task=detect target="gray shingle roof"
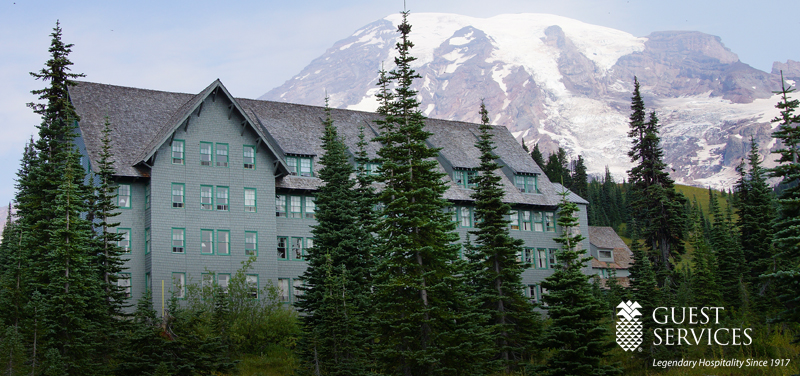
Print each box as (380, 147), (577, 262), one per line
(69, 80), (584, 207)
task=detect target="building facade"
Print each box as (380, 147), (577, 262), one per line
(70, 79), (590, 314)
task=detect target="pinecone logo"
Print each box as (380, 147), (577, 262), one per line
(616, 300), (643, 351)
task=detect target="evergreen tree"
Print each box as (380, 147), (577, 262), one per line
(531, 143), (546, 169)
(626, 78), (687, 281)
(570, 155), (588, 199)
(687, 201), (722, 307)
(707, 189), (745, 309)
(371, 11), (490, 375)
(296, 99), (373, 375)
(534, 190), (620, 376)
(468, 101), (539, 372)
(626, 227), (658, 357)
(734, 137), (778, 313)
(766, 75), (800, 340)
(544, 148), (571, 187)
(114, 291), (171, 376)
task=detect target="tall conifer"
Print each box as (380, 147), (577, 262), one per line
(535, 191), (619, 376)
(371, 11), (489, 375)
(767, 75), (800, 340)
(468, 101), (539, 372)
(296, 99), (372, 375)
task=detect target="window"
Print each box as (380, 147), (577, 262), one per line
(290, 196), (302, 218)
(446, 207), (457, 222)
(118, 273), (131, 298)
(521, 210), (532, 231)
(358, 162), (381, 175)
(293, 279), (303, 302)
(201, 230), (214, 254)
(536, 248), (548, 269)
(523, 248), (534, 265)
(278, 278), (290, 302)
(200, 186), (213, 210)
(118, 228), (131, 253)
(459, 206), (472, 228)
(599, 249), (612, 260)
(144, 228), (151, 254)
(200, 142), (213, 166)
(216, 186), (229, 211)
(118, 184), (131, 208)
(527, 285), (538, 304)
(545, 212), (556, 232)
(246, 275), (258, 299)
(454, 170), (477, 188)
(549, 248), (558, 267)
(202, 273), (214, 291)
(217, 230), (230, 255)
(509, 210), (520, 230)
(533, 211), (544, 232)
(291, 237), (303, 260)
(172, 273), (185, 299)
(286, 156), (314, 176)
(305, 238), (314, 251)
(145, 272), (151, 292)
(304, 197), (315, 219)
(243, 145), (255, 169)
(276, 195), (287, 217)
(145, 184), (150, 210)
(172, 183), (184, 208)
(277, 237), (287, 259)
(245, 231), (257, 256)
(172, 140), (184, 164)
(515, 175), (539, 193)
(216, 143), (229, 167)
(172, 228), (185, 253)
(218, 274), (230, 293)
(244, 188), (256, 212)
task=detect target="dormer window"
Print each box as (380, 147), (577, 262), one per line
(286, 155), (313, 177)
(515, 174), (539, 193)
(454, 169), (477, 189)
(598, 248), (613, 262)
(357, 162), (382, 176)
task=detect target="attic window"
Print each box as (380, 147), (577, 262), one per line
(515, 174), (539, 193)
(454, 169), (477, 188)
(599, 249), (613, 260)
(286, 156), (313, 177)
(172, 140), (184, 164)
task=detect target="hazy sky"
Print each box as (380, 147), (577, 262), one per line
(1, 0), (798, 206)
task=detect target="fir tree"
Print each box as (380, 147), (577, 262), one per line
(296, 98), (373, 375)
(734, 137), (777, 313)
(468, 101), (539, 372)
(626, 227), (658, 357)
(626, 78), (687, 281)
(534, 190), (620, 376)
(544, 148), (571, 187)
(531, 143), (546, 169)
(707, 189), (745, 309)
(766, 74), (800, 341)
(688, 201), (722, 307)
(371, 11), (490, 375)
(570, 155), (588, 199)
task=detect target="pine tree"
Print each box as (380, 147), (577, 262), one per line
(626, 227), (658, 357)
(544, 148), (571, 187)
(296, 98), (373, 375)
(570, 155), (588, 199)
(626, 78), (687, 281)
(534, 190), (620, 376)
(531, 143), (546, 169)
(371, 11), (490, 375)
(734, 137), (777, 314)
(707, 189), (745, 309)
(468, 101), (539, 372)
(766, 74), (800, 341)
(687, 201), (722, 307)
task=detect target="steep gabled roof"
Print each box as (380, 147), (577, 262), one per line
(589, 226), (633, 270)
(70, 80), (289, 178)
(69, 81), (195, 177)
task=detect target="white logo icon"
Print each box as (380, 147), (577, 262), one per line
(616, 300), (643, 351)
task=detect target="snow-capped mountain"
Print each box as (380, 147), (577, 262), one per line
(261, 13), (791, 189)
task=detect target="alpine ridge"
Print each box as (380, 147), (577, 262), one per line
(261, 13), (793, 190)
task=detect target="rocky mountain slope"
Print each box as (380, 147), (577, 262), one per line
(261, 13), (793, 189)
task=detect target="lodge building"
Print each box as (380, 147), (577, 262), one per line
(69, 79), (590, 314)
